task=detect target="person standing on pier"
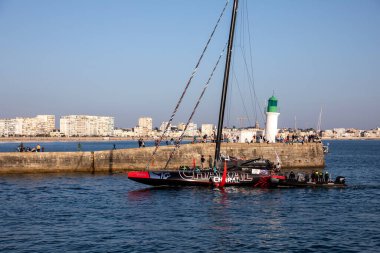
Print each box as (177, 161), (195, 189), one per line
(138, 138), (142, 148)
(200, 155), (205, 169)
(208, 155), (213, 169)
(18, 143), (24, 152)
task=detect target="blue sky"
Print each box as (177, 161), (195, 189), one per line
(0, 0), (379, 130)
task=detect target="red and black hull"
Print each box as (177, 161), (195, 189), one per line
(128, 169), (282, 188)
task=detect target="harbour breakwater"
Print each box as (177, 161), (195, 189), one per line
(0, 142), (324, 174)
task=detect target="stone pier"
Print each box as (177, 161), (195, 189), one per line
(0, 142), (324, 174)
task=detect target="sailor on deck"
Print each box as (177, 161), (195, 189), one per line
(208, 155), (213, 169)
(324, 172), (329, 182)
(275, 163), (281, 172)
(200, 155), (205, 169)
(289, 171), (296, 181)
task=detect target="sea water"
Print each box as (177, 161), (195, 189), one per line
(0, 140), (379, 252)
(0, 140), (154, 152)
(0, 140), (191, 152)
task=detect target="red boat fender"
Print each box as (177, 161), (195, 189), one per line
(219, 160), (227, 188)
(271, 175), (286, 180)
(128, 171), (150, 179)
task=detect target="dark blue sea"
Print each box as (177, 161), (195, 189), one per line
(0, 140), (379, 252)
(0, 140), (159, 152)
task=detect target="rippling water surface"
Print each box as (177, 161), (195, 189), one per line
(1, 140), (379, 252)
(0, 140), (158, 152)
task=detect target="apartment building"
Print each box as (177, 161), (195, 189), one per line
(159, 121), (171, 132)
(182, 122), (198, 136)
(0, 115), (55, 136)
(201, 124), (214, 137)
(135, 117), (153, 135)
(0, 118), (16, 137)
(60, 115), (114, 137)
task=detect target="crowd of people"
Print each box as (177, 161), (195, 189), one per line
(199, 155), (214, 169)
(191, 133), (323, 144)
(134, 133), (322, 147)
(276, 134), (321, 144)
(17, 143), (44, 152)
(287, 170), (330, 183)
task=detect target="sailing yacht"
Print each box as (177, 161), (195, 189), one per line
(128, 0), (284, 188)
(128, 0), (345, 188)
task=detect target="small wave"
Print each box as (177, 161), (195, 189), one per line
(347, 184), (380, 190)
(65, 187), (87, 191)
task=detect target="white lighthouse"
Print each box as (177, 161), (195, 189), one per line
(265, 96), (280, 143)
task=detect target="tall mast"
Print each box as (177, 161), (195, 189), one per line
(214, 0), (239, 163)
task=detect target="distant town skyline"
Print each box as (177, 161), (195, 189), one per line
(1, 114), (379, 132)
(1, 0), (379, 130)
(1, 114), (379, 140)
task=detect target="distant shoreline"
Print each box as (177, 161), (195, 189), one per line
(0, 137), (136, 143)
(0, 136), (193, 143)
(0, 136), (379, 143)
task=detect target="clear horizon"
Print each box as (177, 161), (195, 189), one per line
(1, 0), (379, 130)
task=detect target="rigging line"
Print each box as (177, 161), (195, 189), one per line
(240, 44), (257, 121)
(145, 0), (230, 170)
(238, 45), (266, 123)
(236, 0), (261, 123)
(234, 1), (259, 125)
(232, 69), (252, 127)
(225, 43), (236, 128)
(226, 47), (235, 128)
(225, 80), (231, 127)
(240, 0), (246, 51)
(237, 45), (257, 123)
(244, 0), (265, 123)
(240, 0), (256, 121)
(163, 44), (228, 169)
(238, 0), (245, 50)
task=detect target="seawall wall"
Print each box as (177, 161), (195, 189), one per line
(0, 142), (325, 174)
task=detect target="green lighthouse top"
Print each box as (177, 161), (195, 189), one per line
(267, 96), (278, 112)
